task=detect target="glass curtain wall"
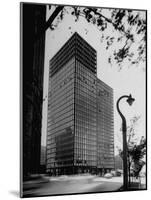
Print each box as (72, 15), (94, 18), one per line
(46, 57), (75, 175)
(96, 79), (114, 174)
(74, 60), (97, 174)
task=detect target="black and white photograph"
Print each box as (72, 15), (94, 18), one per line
(20, 2), (147, 198)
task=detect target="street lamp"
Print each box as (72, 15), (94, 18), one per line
(116, 94), (135, 190)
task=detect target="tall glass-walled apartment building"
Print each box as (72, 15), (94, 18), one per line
(46, 32), (114, 175)
(97, 79), (114, 174)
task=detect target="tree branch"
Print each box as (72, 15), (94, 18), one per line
(44, 6), (64, 31)
(35, 6), (64, 41)
(86, 8), (132, 39)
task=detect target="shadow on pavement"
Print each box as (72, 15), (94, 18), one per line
(9, 190), (20, 197)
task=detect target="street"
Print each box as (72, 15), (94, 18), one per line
(23, 175), (123, 197)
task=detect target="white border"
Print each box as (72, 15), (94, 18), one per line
(0, 0), (150, 199)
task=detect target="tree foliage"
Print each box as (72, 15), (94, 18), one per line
(48, 5), (146, 70)
(128, 136), (146, 178)
(118, 116), (146, 178)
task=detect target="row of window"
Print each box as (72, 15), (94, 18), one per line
(76, 84), (97, 96)
(47, 124), (74, 137)
(75, 103), (97, 113)
(50, 45), (75, 68)
(47, 151), (114, 161)
(47, 161), (97, 167)
(48, 103), (74, 120)
(75, 34), (96, 56)
(48, 105), (74, 122)
(97, 100), (113, 109)
(97, 112), (114, 120)
(75, 101), (97, 111)
(50, 61), (74, 83)
(97, 125), (114, 132)
(46, 160), (114, 168)
(49, 84), (74, 103)
(97, 102), (114, 109)
(97, 118), (114, 125)
(47, 125), (113, 140)
(76, 54), (96, 74)
(49, 95), (74, 111)
(75, 71), (96, 84)
(97, 134), (114, 140)
(48, 103), (74, 121)
(75, 73), (96, 87)
(76, 60), (96, 75)
(97, 80), (113, 92)
(50, 71), (75, 91)
(48, 111), (73, 124)
(47, 136), (97, 149)
(97, 136), (114, 141)
(48, 85), (112, 111)
(76, 87), (96, 98)
(50, 63), (74, 87)
(51, 68), (97, 94)
(76, 43), (96, 65)
(48, 98), (74, 116)
(75, 124), (97, 131)
(50, 38), (76, 65)
(47, 119), (73, 135)
(50, 51), (75, 77)
(75, 129), (97, 135)
(76, 39), (96, 60)
(75, 137), (96, 143)
(49, 83), (74, 98)
(76, 65), (96, 77)
(75, 146), (97, 152)
(48, 111), (74, 127)
(47, 155), (97, 163)
(75, 115), (97, 123)
(100, 115), (114, 122)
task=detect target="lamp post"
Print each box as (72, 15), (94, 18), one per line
(116, 94), (135, 190)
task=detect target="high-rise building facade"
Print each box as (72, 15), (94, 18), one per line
(96, 79), (114, 174)
(46, 32), (114, 175)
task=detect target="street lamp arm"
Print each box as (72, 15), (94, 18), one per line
(116, 95), (129, 132)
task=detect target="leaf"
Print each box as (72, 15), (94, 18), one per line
(60, 10), (64, 20)
(108, 57), (111, 64)
(97, 18), (103, 26)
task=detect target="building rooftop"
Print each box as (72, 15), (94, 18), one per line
(49, 32), (97, 77)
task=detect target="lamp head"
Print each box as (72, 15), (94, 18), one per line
(127, 94), (135, 106)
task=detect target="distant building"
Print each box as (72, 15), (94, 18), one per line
(114, 155), (123, 170)
(40, 146), (46, 173)
(46, 32), (114, 175)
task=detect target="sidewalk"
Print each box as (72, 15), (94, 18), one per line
(118, 181), (146, 191)
(23, 174), (50, 190)
(129, 181), (146, 190)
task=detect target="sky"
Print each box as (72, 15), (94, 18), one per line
(41, 5), (146, 155)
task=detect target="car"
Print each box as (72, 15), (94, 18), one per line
(116, 170), (122, 176)
(110, 170), (116, 177)
(104, 173), (113, 179)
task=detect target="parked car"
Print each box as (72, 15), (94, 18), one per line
(116, 169), (123, 176)
(110, 170), (116, 177)
(116, 171), (121, 176)
(104, 173), (113, 179)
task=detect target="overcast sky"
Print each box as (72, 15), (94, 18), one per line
(41, 5), (146, 154)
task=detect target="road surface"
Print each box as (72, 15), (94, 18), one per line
(23, 175), (123, 197)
